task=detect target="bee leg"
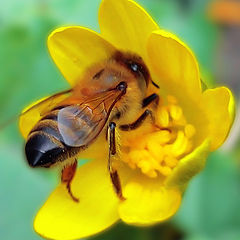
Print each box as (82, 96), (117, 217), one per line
(142, 93), (159, 108)
(119, 109), (153, 131)
(142, 94), (171, 131)
(61, 160), (79, 202)
(119, 93), (159, 131)
(108, 122), (126, 201)
(151, 80), (160, 89)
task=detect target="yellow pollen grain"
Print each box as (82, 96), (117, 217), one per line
(157, 165), (172, 176)
(164, 156), (178, 168)
(146, 169), (158, 178)
(185, 124), (196, 138)
(147, 141), (164, 163)
(173, 115), (187, 126)
(172, 131), (189, 157)
(169, 105), (183, 121)
(148, 130), (171, 145)
(156, 107), (169, 127)
(138, 160), (151, 173)
(128, 150), (141, 164)
(149, 155), (162, 170)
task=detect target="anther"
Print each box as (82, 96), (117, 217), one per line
(120, 95), (196, 179)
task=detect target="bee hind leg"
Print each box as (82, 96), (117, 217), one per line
(108, 122), (126, 201)
(61, 160), (79, 202)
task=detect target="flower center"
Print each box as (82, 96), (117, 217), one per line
(121, 95), (196, 178)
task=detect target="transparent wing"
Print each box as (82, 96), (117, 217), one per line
(19, 89), (72, 139)
(57, 89), (124, 147)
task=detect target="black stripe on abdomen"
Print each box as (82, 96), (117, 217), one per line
(30, 119), (64, 143)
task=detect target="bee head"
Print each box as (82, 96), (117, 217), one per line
(113, 51), (150, 87)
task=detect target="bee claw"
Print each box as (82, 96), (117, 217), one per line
(66, 183), (79, 203)
(119, 195), (126, 201)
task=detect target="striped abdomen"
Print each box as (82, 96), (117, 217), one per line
(25, 109), (80, 168)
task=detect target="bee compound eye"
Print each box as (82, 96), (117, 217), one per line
(130, 63), (139, 72)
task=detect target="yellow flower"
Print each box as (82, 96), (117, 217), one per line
(19, 0), (235, 239)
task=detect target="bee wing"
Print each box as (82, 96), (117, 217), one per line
(57, 90), (123, 147)
(19, 89), (72, 138)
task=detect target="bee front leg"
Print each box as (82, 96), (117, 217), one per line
(108, 122), (125, 201)
(119, 109), (153, 131)
(61, 160), (79, 202)
(142, 93), (159, 108)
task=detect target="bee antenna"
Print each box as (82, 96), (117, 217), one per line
(151, 80), (160, 89)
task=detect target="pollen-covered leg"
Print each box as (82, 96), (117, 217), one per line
(61, 160), (79, 202)
(108, 122), (125, 201)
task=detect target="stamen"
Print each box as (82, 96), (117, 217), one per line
(122, 95), (196, 179)
(164, 156), (178, 168)
(156, 107), (169, 127)
(169, 105), (182, 121)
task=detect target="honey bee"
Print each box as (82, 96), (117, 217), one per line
(21, 51), (160, 202)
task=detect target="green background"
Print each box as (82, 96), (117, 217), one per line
(0, 0), (240, 239)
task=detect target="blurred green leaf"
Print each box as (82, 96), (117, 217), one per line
(174, 151), (240, 239)
(90, 222), (183, 240)
(0, 141), (56, 240)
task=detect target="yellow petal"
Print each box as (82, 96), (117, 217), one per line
(34, 159), (119, 240)
(147, 30), (202, 101)
(48, 26), (116, 86)
(99, 0), (159, 60)
(19, 97), (48, 139)
(118, 175), (181, 225)
(202, 87), (235, 151)
(166, 140), (210, 190)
